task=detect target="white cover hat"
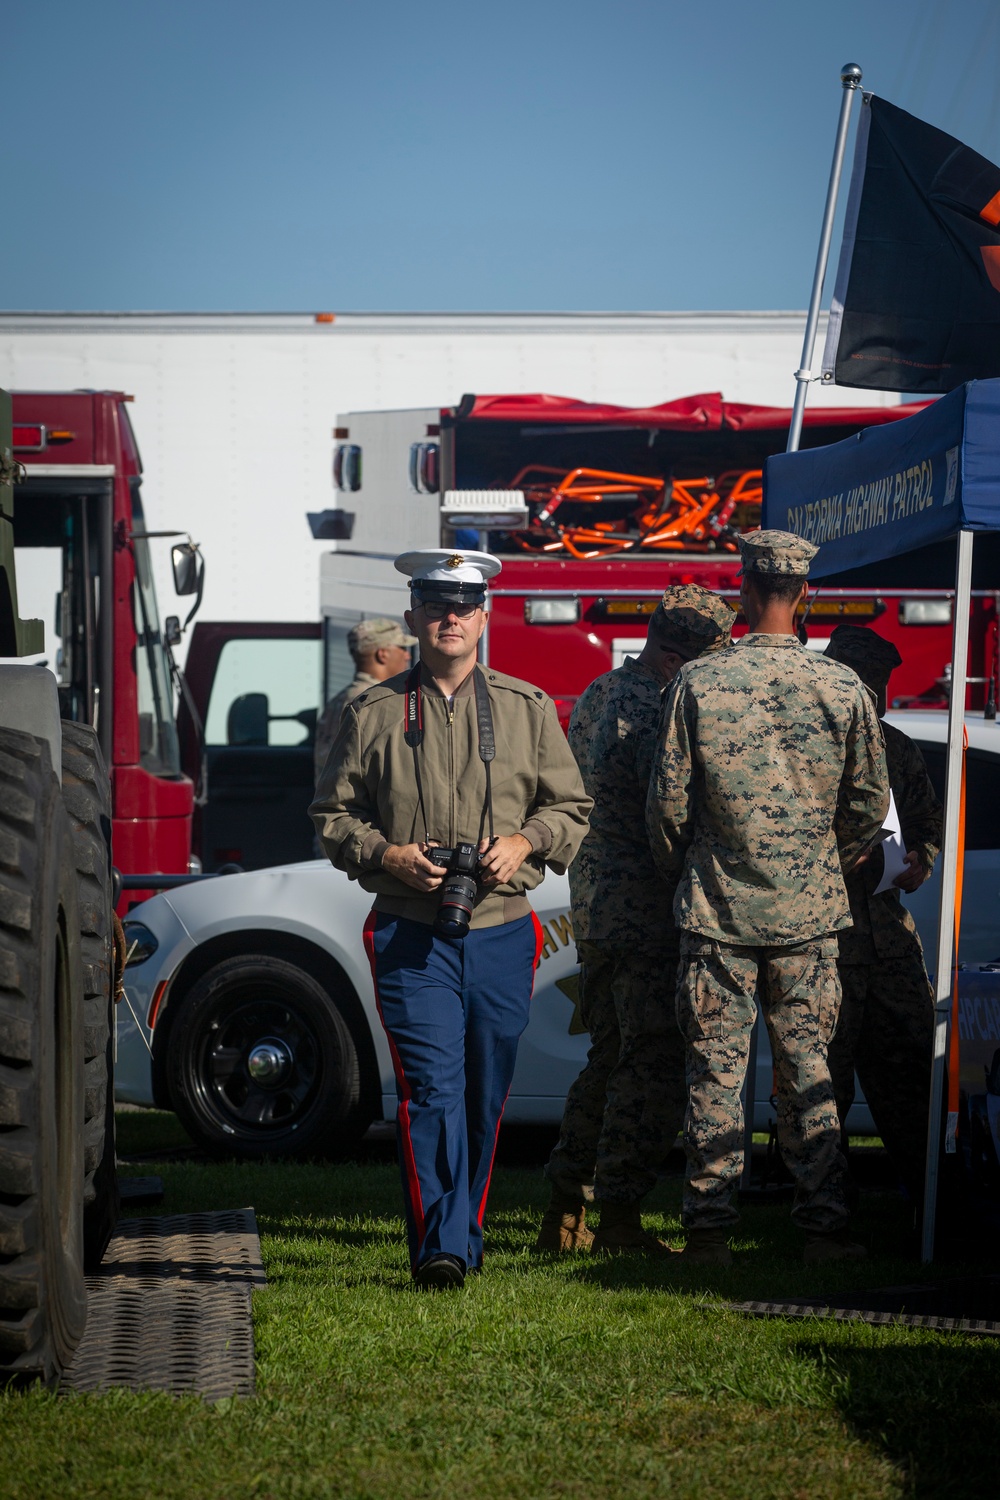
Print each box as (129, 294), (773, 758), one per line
(394, 549), (502, 586)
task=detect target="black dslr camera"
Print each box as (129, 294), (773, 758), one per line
(428, 842), (485, 939)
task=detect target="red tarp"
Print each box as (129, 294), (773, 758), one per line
(463, 391), (928, 431)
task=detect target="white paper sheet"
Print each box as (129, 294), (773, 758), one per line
(874, 790), (908, 895)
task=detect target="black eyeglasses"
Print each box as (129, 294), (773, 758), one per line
(418, 600), (482, 620)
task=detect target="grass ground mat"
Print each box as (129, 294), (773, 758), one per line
(1, 1111), (998, 1499)
(62, 1210), (265, 1399)
(730, 1275), (1000, 1337)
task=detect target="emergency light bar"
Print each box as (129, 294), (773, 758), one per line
(409, 441), (440, 494)
(524, 598), (581, 624)
(333, 444), (362, 492)
(899, 599), (952, 625)
(441, 490), (529, 529)
(592, 598), (660, 620)
(797, 598), (886, 622)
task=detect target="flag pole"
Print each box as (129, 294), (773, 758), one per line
(786, 63), (863, 454)
(921, 528), (974, 1262)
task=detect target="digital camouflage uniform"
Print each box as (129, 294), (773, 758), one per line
(314, 671), (379, 782)
(823, 626), (942, 1203)
(645, 533), (890, 1239)
(544, 587), (734, 1213)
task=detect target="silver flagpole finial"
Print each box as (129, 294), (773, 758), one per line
(841, 63), (863, 87)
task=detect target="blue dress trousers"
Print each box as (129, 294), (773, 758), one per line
(364, 909), (541, 1272)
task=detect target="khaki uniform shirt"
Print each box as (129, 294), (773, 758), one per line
(310, 664), (592, 929)
(314, 672), (379, 784)
(839, 720), (942, 964)
(645, 634), (890, 946)
(567, 657), (674, 950)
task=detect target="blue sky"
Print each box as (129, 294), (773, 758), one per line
(4, 0), (999, 311)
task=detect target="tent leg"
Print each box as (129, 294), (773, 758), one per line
(786, 64), (863, 454)
(921, 528), (974, 1263)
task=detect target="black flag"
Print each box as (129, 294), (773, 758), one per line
(822, 95), (1000, 393)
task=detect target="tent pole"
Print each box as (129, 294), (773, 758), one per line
(786, 63), (863, 454)
(921, 527), (974, 1263)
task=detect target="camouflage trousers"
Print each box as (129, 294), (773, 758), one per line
(828, 952), (934, 1204)
(544, 939), (686, 1204)
(678, 933), (849, 1233)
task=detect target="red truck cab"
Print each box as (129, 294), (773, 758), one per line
(11, 392), (195, 899)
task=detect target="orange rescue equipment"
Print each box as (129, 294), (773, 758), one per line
(505, 465), (763, 558)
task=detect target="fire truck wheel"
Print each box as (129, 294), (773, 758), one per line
(166, 954), (368, 1159)
(0, 728), (87, 1383)
(61, 722), (119, 1270)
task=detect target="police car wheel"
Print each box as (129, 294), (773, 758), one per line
(166, 954), (365, 1159)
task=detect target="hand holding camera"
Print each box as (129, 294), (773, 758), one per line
(381, 842), (446, 893)
(477, 832), (533, 887)
(383, 832), (532, 918)
(424, 833), (533, 938)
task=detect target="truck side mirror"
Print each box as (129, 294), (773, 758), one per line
(171, 542), (201, 596)
(227, 692), (270, 746)
(164, 615), (182, 647)
(296, 706), (318, 742)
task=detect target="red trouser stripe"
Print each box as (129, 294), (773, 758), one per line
(530, 909), (545, 979)
(477, 1093), (509, 1228)
(475, 909), (546, 1228)
(362, 909), (426, 1254)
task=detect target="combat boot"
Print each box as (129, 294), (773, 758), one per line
(533, 1193), (594, 1253)
(803, 1228), (867, 1264)
(680, 1228), (733, 1267)
(590, 1200), (673, 1256)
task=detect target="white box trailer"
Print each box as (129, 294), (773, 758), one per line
(0, 311), (903, 644)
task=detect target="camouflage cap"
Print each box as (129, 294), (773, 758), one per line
(822, 624), (902, 689)
(652, 584), (734, 660)
(737, 529), (818, 576)
(348, 617), (418, 655)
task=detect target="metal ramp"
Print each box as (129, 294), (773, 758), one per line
(729, 1274), (1000, 1337)
(62, 1208), (265, 1399)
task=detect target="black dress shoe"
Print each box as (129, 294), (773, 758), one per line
(414, 1253), (466, 1290)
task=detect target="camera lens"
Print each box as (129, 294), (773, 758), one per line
(434, 872), (478, 939)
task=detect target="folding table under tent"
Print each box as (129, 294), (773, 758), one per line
(763, 378), (1000, 1261)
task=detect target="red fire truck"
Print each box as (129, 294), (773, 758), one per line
(176, 389), (1000, 876)
(10, 391), (203, 904)
(319, 390), (998, 704)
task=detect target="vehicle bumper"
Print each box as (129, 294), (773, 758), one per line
(115, 898), (196, 1105)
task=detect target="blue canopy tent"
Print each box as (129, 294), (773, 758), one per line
(764, 378), (1000, 1261)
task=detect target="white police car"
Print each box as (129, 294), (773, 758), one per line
(117, 860), (585, 1158)
(116, 712), (1000, 1157)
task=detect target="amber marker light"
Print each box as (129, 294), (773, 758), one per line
(146, 980), (169, 1031)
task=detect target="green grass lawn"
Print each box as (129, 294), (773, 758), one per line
(1, 1112), (997, 1500)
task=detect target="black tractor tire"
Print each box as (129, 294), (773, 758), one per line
(61, 722), (118, 1270)
(166, 953), (371, 1159)
(0, 728), (87, 1384)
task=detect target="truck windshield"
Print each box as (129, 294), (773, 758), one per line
(130, 490), (182, 776)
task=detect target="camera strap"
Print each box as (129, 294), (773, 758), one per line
(403, 663), (496, 846)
